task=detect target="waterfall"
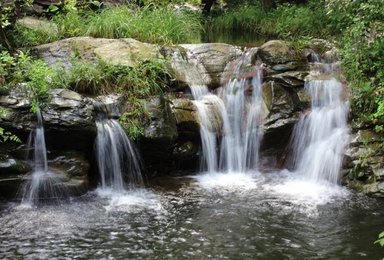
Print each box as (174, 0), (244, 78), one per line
(191, 66), (265, 173)
(21, 108), (66, 206)
(95, 113), (143, 192)
(290, 62), (349, 183)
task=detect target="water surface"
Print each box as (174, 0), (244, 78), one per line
(0, 171), (383, 259)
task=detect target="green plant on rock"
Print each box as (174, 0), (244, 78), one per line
(58, 56), (172, 138)
(375, 231), (384, 256)
(0, 50), (58, 112)
(0, 107), (20, 143)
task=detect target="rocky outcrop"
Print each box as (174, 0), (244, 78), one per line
(0, 86), (96, 149)
(33, 37), (161, 68)
(344, 129), (384, 197)
(34, 38), (242, 91)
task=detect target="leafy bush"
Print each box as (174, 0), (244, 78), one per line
(331, 0), (384, 130)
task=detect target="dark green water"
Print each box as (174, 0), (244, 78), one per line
(0, 171), (383, 259)
(202, 29), (268, 47)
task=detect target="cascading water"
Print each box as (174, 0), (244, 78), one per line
(218, 73), (264, 172)
(20, 109), (66, 206)
(289, 62), (349, 183)
(191, 52), (265, 173)
(95, 107), (143, 192)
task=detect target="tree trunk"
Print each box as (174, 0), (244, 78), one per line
(0, 27), (12, 52)
(202, 0), (215, 15)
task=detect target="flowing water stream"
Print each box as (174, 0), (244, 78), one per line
(289, 62), (349, 183)
(19, 109), (68, 207)
(95, 116), (143, 192)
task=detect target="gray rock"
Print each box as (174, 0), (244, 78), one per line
(165, 45), (211, 89)
(140, 96), (178, 174)
(258, 40), (299, 65)
(17, 16), (58, 35)
(180, 43), (242, 88)
(0, 153), (31, 176)
(269, 71), (308, 88)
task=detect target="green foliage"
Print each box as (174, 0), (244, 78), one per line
(0, 127), (20, 143)
(272, 3), (327, 39)
(0, 0), (32, 28)
(208, 1), (328, 40)
(375, 231), (384, 247)
(331, 0), (384, 131)
(26, 60), (55, 112)
(86, 5), (202, 44)
(0, 50), (30, 89)
(206, 4), (270, 35)
(0, 50), (57, 111)
(0, 107), (20, 143)
(12, 5), (202, 47)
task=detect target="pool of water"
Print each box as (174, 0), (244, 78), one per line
(0, 171), (383, 259)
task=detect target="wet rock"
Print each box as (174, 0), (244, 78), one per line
(94, 94), (123, 118)
(362, 182), (384, 198)
(221, 47), (259, 85)
(48, 151), (90, 196)
(0, 153), (31, 176)
(170, 97), (199, 132)
(172, 140), (199, 172)
(268, 71), (308, 88)
(262, 82), (301, 153)
(0, 87), (96, 150)
(180, 43), (242, 88)
(164, 46), (210, 90)
(140, 96), (178, 175)
(271, 62), (309, 73)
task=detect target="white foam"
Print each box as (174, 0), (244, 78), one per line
(95, 188), (164, 213)
(262, 170), (350, 216)
(194, 171), (259, 192)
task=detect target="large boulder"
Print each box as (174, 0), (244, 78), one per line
(179, 43), (242, 88)
(258, 40), (302, 65)
(33, 37), (160, 68)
